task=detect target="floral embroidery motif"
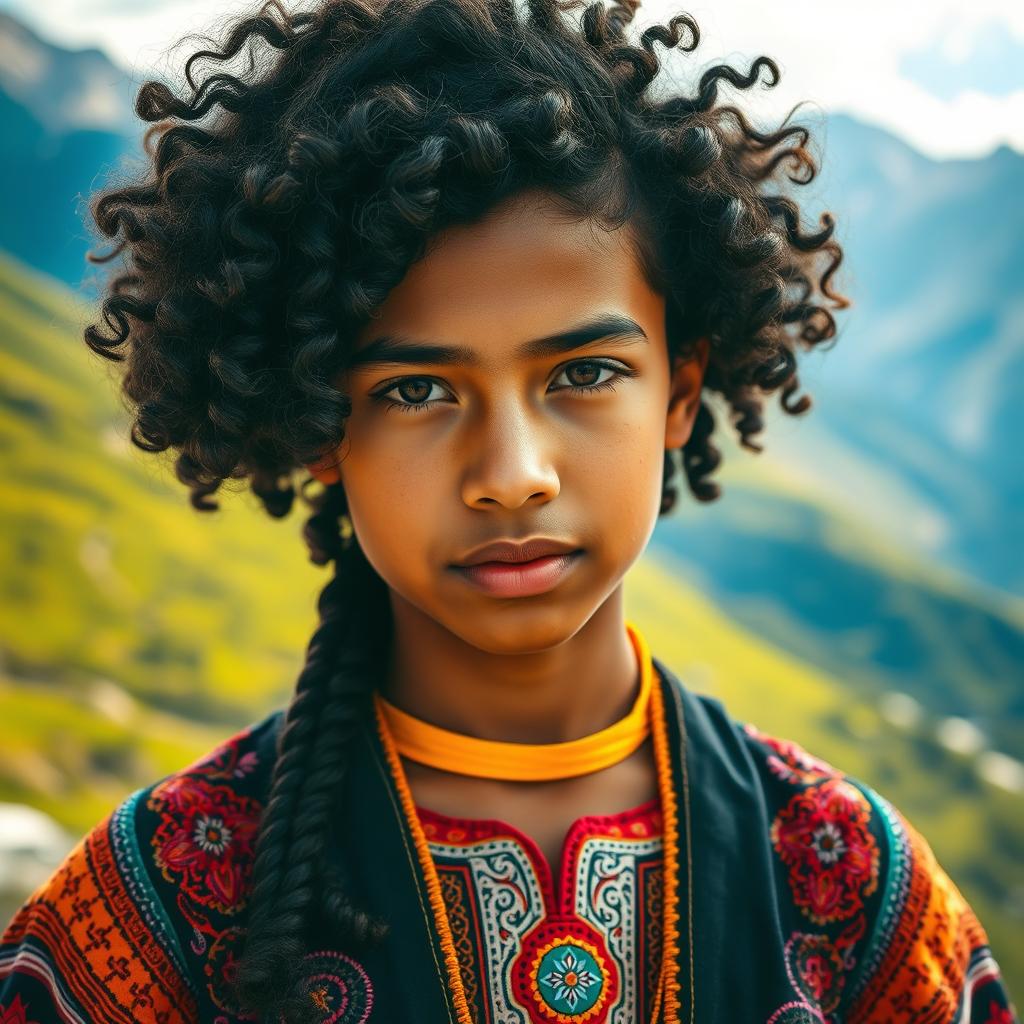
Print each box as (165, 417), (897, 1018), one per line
(140, 719), (270, 1020)
(150, 776), (262, 915)
(193, 812), (234, 856)
(771, 778), (880, 925)
(295, 950), (374, 1024)
(428, 803), (658, 1023)
(513, 924), (617, 1024)
(536, 939), (605, 1015)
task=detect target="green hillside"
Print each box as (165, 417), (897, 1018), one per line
(649, 451), (1024, 760)
(1, 249), (1021, 996)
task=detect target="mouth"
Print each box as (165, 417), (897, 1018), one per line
(454, 536), (581, 567)
(451, 549), (584, 598)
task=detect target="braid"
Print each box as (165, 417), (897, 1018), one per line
(231, 481), (392, 1023)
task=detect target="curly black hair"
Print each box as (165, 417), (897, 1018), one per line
(82, 0), (849, 1017)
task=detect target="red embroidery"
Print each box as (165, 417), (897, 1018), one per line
(150, 775), (262, 916)
(421, 800), (663, 1023)
(984, 1000), (1016, 1024)
(770, 778), (880, 926)
(0, 993), (42, 1024)
(744, 723), (837, 785)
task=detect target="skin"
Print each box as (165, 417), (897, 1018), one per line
(308, 187), (708, 874)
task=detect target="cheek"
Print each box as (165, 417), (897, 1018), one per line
(339, 436), (443, 575)
(580, 406), (663, 491)
(576, 413), (665, 547)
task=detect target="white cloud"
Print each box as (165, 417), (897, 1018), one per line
(3, 0), (1023, 158)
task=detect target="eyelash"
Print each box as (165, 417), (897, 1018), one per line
(369, 359), (636, 415)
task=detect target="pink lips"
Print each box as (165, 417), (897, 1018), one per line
(453, 550), (583, 598)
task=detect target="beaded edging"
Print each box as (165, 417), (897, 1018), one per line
(649, 653), (685, 1024)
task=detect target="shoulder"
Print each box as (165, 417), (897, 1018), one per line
(0, 708), (284, 1024)
(693, 690), (1016, 1023)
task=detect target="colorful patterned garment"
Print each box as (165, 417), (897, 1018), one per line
(0, 639), (1018, 1024)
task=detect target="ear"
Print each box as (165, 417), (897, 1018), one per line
(665, 336), (709, 450)
(305, 451), (342, 486)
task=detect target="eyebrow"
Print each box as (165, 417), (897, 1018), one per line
(347, 313), (648, 370)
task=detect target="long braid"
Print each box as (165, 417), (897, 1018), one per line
(232, 481), (392, 1023)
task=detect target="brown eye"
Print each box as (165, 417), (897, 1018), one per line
(371, 376), (451, 414)
(396, 380), (432, 404)
(564, 361), (604, 387)
(551, 358), (632, 395)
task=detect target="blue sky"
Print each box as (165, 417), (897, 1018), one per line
(2, 0), (1023, 158)
(899, 19), (1024, 101)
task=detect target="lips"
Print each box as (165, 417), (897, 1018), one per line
(452, 549), (584, 598)
(454, 537), (581, 567)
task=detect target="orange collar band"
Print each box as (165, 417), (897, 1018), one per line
(372, 621), (653, 782)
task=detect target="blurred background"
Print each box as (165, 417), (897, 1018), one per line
(0, 0), (1022, 996)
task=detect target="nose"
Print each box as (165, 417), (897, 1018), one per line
(460, 398), (561, 510)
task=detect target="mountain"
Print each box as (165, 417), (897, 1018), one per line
(0, 11), (140, 289)
(649, 446), (1024, 760)
(0, 10), (1021, 987)
(782, 112), (1024, 595)
(0, 12), (138, 136)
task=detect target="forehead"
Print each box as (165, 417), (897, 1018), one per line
(352, 189), (661, 358)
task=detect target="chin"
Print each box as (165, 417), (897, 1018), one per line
(447, 610), (587, 655)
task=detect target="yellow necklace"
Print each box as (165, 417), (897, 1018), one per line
(372, 620), (653, 781)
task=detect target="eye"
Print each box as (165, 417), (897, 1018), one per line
(369, 358), (635, 414)
(550, 358), (632, 395)
(370, 377), (452, 414)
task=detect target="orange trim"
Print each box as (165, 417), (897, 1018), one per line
(372, 619), (684, 1024)
(373, 697), (476, 1024)
(649, 649), (684, 1024)
(373, 622), (653, 781)
(0, 819), (198, 1023)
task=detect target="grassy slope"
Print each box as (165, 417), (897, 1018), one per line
(1, 249), (1021, 995)
(648, 470), (1024, 759)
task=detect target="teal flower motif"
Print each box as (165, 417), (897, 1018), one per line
(537, 943), (604, 1013)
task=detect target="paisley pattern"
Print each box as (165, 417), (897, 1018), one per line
(149, 775), (262, 916)
(784, 932), (846, 1015)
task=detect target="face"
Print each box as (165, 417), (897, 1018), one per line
(311, 188), (708, 655)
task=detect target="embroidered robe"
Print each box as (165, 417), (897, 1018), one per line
(0, 656), (1017, 1023)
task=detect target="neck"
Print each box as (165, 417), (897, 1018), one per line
(380, 589), (638, 744)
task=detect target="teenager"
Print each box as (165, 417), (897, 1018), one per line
(1, 0), (1015, 1020)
